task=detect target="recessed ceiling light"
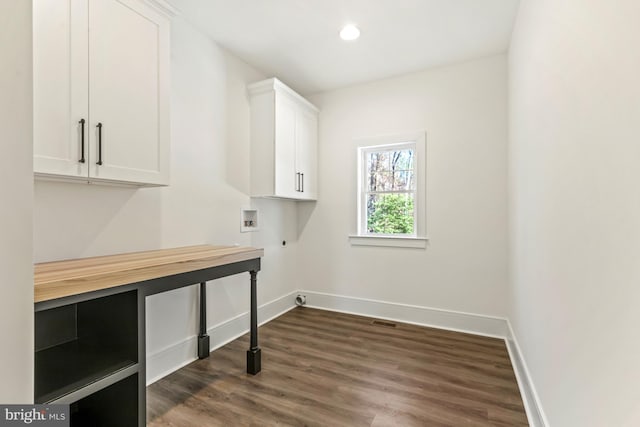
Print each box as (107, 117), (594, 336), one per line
(340, 24), (360, 41)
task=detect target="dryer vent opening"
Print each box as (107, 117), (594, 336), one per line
(295, 295), (306, 306)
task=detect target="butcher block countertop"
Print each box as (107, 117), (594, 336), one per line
(34, 245), (264, 303)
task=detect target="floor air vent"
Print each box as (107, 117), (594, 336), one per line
(371, 320), (397, 328)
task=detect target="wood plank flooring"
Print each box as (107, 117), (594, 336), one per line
(147, 308), (528, 426)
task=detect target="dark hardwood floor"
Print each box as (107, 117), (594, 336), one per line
(147, 307), (528, 426)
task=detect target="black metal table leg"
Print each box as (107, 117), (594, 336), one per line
(246, 270), (261, 374)
(198, 281), (210, 359)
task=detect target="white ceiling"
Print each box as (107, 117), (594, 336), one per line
(171, 0), (521, 95)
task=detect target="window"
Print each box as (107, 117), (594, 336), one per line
(350, 132), (426, 248)
(362, 143), (416, 235)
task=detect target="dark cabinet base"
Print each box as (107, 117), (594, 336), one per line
(35, 258), (262, 427)
(35, 290), (138, 404)
(71, 373), (138, 427)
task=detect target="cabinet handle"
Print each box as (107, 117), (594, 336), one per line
(96, 123), (103, 165)
(295, 172), (300, 192)
(78, 119), (86, 163)
(301, 173), (304, 192)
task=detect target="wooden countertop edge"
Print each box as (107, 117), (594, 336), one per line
(34, 245), (264, 303)
(34, 245), (217, 274)
(35, 246), (254, 284)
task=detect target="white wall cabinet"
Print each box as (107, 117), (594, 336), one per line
(33, 0), (170, 186)
(248, 78), (318, 200)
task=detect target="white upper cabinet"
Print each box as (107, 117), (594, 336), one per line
(33, 0), (170, 186)
(273, 93), (298, 199)
(248, 78), (319, 200)
(33, 0), (89, 180)
(294, 107), (318, 198)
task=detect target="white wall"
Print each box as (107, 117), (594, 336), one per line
(509, 1), (640, 425)
(299, 55), (509, 317)
(0, 0), (34, 402)
(33, 16), (298, 381)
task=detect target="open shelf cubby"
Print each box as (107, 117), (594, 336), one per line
(35, 290), (138, 404)
(70, 372), (138, 427)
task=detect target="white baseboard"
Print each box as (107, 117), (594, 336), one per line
(146, 290), (297, 385)
(300, 290), (509, 338)
(506, 321), (549, 427)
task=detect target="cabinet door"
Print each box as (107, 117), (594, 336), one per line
(295, 108), (318, 200)
(88, 0), (170, 185)
(274, 94), (298, 198)
(33, 0), (89, 180)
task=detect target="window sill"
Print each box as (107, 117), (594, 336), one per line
(348, 235), (428, 248)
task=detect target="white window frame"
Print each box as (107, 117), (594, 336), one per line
(349, 132), (427, 249)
